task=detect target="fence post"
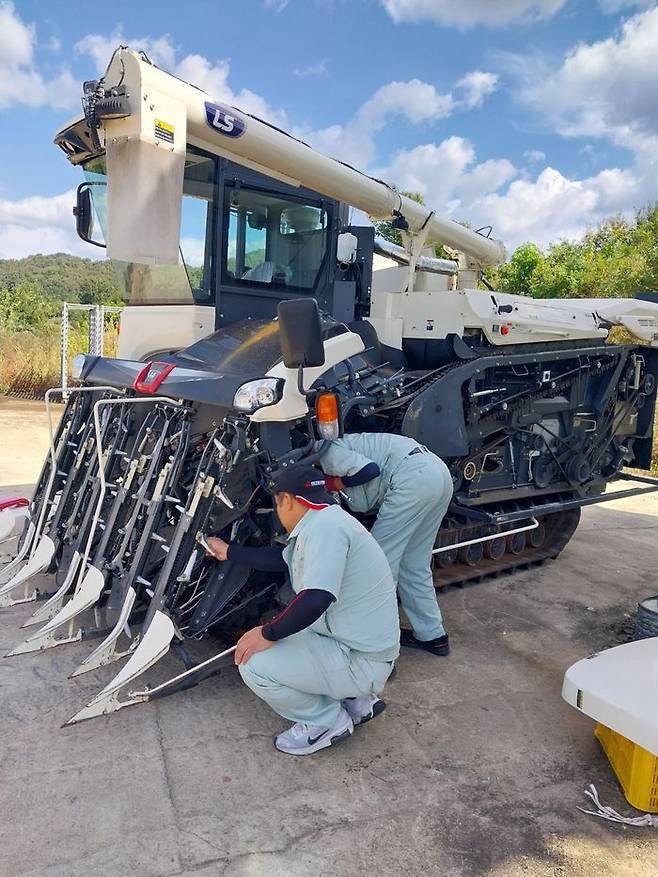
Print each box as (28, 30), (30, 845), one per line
(88, 304), (104, 357)
(98, 305), (105, 356)
(60, 302), (69, 398)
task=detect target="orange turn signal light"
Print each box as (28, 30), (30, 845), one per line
(316, 392), (340, 440)
(316, 392), (339, 423)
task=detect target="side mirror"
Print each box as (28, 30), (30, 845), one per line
(277, 298), (325, 369)
(73, 183), (105, 248)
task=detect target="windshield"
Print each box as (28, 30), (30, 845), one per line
(222, 185), (329, 292)
(83, 149), (217, 305)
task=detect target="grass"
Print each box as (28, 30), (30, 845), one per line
(0, 325), (118, 398)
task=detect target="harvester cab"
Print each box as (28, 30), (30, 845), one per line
(2, 46), (658, 724)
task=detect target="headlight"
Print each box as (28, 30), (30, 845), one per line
(71, 354), (88, 381)
(233, 378), (283, 413)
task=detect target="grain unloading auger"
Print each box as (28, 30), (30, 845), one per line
(3, 45), (658, 724)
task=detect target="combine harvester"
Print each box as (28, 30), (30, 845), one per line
(2, 47), (658, 724)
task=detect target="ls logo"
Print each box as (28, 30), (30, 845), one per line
(204, 102), (246, 138)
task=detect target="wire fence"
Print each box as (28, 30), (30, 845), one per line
(0, 304), (121, 401)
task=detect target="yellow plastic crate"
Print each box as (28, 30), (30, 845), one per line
(595, 723), (658, 813)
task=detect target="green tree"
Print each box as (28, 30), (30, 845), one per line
(78, 276), (122, 306)
(0, 281), (58, 331)
(487, 243), (543, 296)
(0, 253), (121, 302)
(486, 204), (658, 300)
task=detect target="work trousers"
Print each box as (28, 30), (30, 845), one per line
(239, 629), (394, 726)
(371, 452), (453, 641)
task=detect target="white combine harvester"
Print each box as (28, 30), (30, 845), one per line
(1, 47), (657, 724)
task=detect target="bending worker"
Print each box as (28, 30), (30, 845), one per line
(205, 463), (400, 757)
(318, 432), (453, 656)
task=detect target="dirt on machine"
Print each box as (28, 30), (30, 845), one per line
(1, 46), (658, 724)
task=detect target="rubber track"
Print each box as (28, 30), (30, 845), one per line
(432, 508), (581, 591)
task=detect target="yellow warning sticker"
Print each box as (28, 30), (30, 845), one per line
(154, 119), (175, 144)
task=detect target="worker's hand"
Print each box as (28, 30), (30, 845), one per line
(234, 625), (273, 665)
(205, 536), (230, 561)
(324, 474), (345, 492)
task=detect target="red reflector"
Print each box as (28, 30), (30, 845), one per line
(133, 362), (176, 393)
(0, 497), (29, 511)
(501, 325), (511, 336)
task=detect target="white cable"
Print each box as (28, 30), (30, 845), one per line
(578, 784), (658, 827)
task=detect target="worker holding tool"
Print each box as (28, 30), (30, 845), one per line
(204, 463), (400, 757)
(317, 433), (453, 656)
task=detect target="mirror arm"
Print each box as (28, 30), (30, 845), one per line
(297, 364), (327, 399)
(297, 364), (308, 398)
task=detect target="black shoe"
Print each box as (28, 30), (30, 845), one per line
(400, 629), (450, 656)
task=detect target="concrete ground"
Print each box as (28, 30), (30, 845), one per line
(0, 400), (657, 876)
(0, 397), (62, 487)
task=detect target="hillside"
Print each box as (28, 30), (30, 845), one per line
(0, 253), (121, 303)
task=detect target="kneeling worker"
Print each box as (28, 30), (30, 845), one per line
(205, 463), (400, 757)
(318, 433), (453, 656)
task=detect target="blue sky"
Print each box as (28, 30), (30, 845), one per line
(1, 0), (657, 259)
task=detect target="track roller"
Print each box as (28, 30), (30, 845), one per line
(459, 542), (484, 566)
(484, 536), (506, 561)
(528, 522), (546, 549)
(506, 532), (527, 556)
(434, 547), (458, 569)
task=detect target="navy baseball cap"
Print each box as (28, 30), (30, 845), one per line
(272, 463), (337, 510)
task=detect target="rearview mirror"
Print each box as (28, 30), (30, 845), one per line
(73, 183), (105, 248)
(277, 298), (325, 369)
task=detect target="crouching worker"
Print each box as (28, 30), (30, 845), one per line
(318, 433), (453, 656)
(205, 463), (400, 757)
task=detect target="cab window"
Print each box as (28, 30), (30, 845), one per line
(222, 186), (328, 292)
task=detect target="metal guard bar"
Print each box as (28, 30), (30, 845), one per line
(433, 518), (539, 555)
(452, 471), (658, 528)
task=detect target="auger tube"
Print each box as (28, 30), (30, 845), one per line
(92, 48), (506, 268)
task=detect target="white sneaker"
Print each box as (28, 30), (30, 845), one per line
(274, 707), (354, 756)
(342, 694), (386, 726)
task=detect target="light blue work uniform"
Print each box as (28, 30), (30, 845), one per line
(239, 504), (400, 726)
(319, 433), (453, 641)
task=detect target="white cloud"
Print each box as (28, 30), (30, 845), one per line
(264, 0), (289, 10)
(376, 136), (518, 228)
(0, 190), (102, 259)
(180, 237), (206, 267)
(380, 0), (567, 29)
(74, 33), (178, 71)
(356, 79), (454, 127)
(471, 165), (643, 249)
(518, 7), (658, 152)
(0, 191), (73, 228)
(474, 6), (658, 250)
(0, 1), (33, 68)
(0, 1), (78, 110)
(299, 79), (454, 166)
(374, 134), (652, 251)
(455, 70), (498, 108)
(523, 149), (546, 162)
(294, 59), (329, 78)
